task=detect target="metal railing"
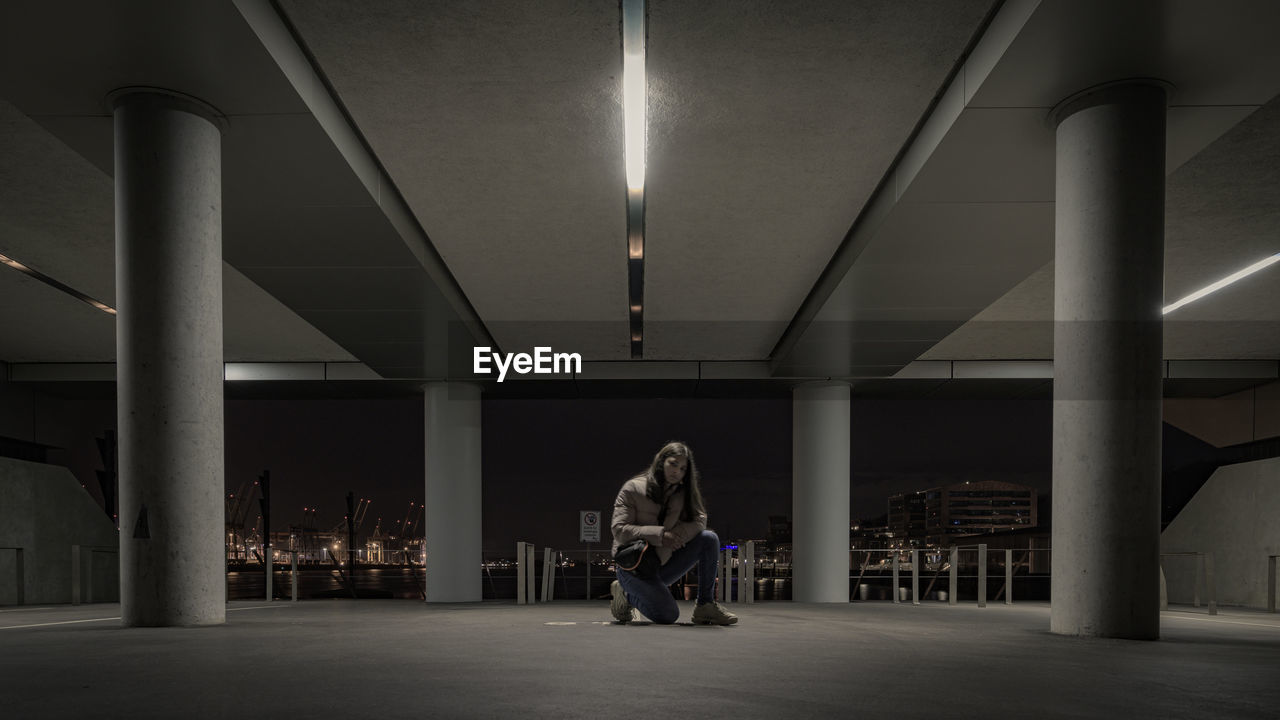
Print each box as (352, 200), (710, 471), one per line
(849, 546), (1050, 606)
(512, 542), (1044, 606)
(1160, 552), (1218, 615)
(717, 542), (756, 603)
(490, 547), (585, 602)
(503, 541), (764, 604)
(499, 542), (1048, 606)
(265, 548), (302, 602)
(224, 541), (1263, 613)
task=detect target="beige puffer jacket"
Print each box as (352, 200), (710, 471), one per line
(611, 475), (708, 566)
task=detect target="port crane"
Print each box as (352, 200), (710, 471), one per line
(330, 497), (371, 535)
(288, 507), (319, 564)
(392, 501), (424, 564)
(410, 503), (423, 535)
(327, 496), (371, 565)
(224, 476), (259, 563)
(397, 501), (417, 538)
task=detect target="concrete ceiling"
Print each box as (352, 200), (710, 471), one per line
(0, 98), (356, 363)
(923, 90), (1280, 358)
(779, 0), (1280, 377)
(276, 0), (993, 361)
(0, 0), (476, 377)
(0, 0), (1277, 393)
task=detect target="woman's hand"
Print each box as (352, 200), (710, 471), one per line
(662, 530), (684, 550)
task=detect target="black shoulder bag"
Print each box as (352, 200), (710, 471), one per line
(614, 489), (669, 577)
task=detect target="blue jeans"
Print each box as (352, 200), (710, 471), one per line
(615, 529), (719, 624)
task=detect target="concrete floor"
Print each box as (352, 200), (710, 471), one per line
(1, 600), (1277, 719)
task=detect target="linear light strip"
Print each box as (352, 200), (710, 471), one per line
(0, 252), (117, 315)
(1163, 252), (1280, 315)
(623, 0), (645, 358)
(622, 0), (646, 192)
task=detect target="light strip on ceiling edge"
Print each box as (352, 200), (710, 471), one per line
(1163, 252), (1280, 315)
(622, 0), (645, 192)
(623, 0), (645, 356)
(0, 252), (117, 315)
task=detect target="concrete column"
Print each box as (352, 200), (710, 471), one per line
(424, 382), (482, 602)
(113, 89), (226, 627)
(792, 381), (850, 602)
(1049, 81), (1167, 639)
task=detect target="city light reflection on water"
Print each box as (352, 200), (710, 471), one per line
(225, 567), (795, 601)
(228, 561), (1052, 603)
(226, 567), (425, 600)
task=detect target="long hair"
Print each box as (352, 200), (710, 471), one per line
(641, 441), (706, 523)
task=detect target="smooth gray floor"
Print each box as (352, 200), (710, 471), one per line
(1, 600), (1277, 719)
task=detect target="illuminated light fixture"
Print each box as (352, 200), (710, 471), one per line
(0, 251), (117, 315)
(622, 0), (646, 359)
(628, 226), (644, 259)
(622, 0), (646, 192)
(1163, 252), (1280, 315)
(0, 253), (30, 271)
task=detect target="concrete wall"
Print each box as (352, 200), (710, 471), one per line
(1161, 456), (1280, 608)
(0, 373), (118, 515)
(1164, 380), (1280, 447)
(0, 370), (38, 443)
(0, 456), (119, 604)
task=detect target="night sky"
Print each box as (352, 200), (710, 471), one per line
(219, 393), (1055, 554)
(480, 397), (794, 552)
(39, 386), (1223, 556)
(224, 396), (425, 541)
(222, 395), (796, 553)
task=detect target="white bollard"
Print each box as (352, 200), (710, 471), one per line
(949, 546), (958, 606)
(892, 554), (900, 604)
(734, 547), (739, 602)
(516, 542), (530, 604)
(526, 544), (536, 602)
(978, 544), (987, 608)
(911, 550), (919, 605)
(720, 548), (731, 602)
(1005, 549), (1013, 605)
(542, 547), (555, 602)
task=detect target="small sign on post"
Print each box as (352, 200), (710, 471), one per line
(579, 511), (601, 543)
(581, 511), (601, 600)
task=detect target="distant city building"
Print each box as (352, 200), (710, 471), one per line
(885, 481), (1040, 548)
(767, 515), (792, 544)
(924, 480), (1038, 546)
(228, 528), (420, 566)
(887, 491), (928, 545)
(365, 527), (424, 564)
(850, 516), (891, 552)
